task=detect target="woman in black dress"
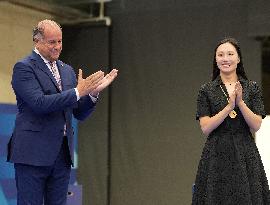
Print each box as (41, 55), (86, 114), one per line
(192, 37), (270, 204)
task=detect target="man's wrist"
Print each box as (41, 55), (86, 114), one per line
(89, 93), (99, 103)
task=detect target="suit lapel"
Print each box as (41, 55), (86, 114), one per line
(30, 52), (61, 92)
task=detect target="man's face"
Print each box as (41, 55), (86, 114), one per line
(36, 25), (62, 62)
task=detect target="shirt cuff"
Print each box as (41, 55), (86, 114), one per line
(74, 88), (98, 103)
(74, 88), (80, 101)
(89, 93), (99, 103)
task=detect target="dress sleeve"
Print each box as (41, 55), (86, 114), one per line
(249, 81), (266, 119)
(196, 85), (211, 120)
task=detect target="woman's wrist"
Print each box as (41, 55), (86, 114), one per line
(237, 100), (245, 108)
(225, 104), (233, 113)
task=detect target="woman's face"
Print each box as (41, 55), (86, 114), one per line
(215, 42), (240, 75)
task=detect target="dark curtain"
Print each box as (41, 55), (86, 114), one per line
(61, 24), (110, 205)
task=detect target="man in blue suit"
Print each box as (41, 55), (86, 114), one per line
(7, 19), (118, 205)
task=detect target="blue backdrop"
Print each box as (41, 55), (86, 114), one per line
(0, 103), (78, 204)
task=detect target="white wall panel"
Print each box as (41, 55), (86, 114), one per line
(256, 116), (270, 182)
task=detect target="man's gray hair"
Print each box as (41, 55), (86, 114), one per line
(33, 19), (61, 42)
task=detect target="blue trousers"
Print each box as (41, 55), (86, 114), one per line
(15, 137), (72, 205)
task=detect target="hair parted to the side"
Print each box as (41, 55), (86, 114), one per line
(32, 19), (62, 42)
(212, 37), (248, 81)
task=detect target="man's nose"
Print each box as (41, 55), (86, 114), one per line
(54, 42), (62, 50)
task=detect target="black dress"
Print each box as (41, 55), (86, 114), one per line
(192, 76), (270, 205)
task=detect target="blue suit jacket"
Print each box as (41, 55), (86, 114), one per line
(7, 51), (96, 166)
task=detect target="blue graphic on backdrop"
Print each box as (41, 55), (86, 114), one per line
(0, 104), (78, 204)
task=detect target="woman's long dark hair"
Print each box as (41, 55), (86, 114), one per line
(212, 37), (248, 81)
